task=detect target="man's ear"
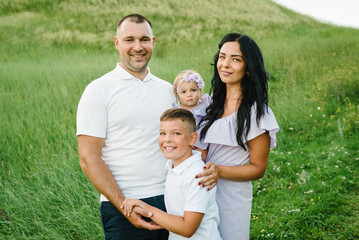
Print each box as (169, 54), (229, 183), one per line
(114, 36), (119, 50)
(152, 36), (156, 48)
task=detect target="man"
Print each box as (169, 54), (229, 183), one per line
(76, 14), (176, 239)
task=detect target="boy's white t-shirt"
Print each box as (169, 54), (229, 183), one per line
(165, 151), (222, 240)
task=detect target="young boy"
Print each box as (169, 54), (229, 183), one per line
(121, 108), (222, 239)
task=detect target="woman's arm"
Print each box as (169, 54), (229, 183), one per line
(197, 132), (270, 186)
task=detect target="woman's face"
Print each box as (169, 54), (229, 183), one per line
(217, 41), (247, 86)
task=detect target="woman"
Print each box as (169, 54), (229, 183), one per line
(196, 33), (280, 240)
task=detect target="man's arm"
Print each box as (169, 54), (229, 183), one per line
(77, 135), (160, 230)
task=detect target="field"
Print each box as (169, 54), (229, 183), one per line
(1, 0), (358, 239)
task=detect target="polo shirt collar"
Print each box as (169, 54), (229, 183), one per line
(166, 150), (202, 175)
(115, 63), (154, 82)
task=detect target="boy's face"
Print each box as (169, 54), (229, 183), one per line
(159, 119), (198, 165)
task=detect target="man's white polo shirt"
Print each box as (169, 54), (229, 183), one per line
(77, 64), (177, 200)
(165, 151), (221, 240)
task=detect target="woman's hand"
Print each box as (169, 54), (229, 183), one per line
(195, 161), (219, 191)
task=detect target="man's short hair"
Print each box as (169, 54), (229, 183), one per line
(160, 108), (196, 133)
(117, 13), (152, 33)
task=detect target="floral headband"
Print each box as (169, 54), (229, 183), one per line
(178, 73), (205, 91)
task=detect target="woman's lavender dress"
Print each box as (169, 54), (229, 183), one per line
(197, 105), (279, 240)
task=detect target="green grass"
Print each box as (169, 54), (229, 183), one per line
(1, 0), (358, 239)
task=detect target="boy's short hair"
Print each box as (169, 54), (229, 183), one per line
(160, 108), (196, 133)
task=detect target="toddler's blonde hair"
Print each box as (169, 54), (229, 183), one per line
(173, 70), (199, 96)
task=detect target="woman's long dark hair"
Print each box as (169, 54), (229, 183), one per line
(200, 33), (268, 149)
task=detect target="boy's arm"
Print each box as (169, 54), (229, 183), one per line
(133, 201), (204, 238)
(149, 206), (204, 238)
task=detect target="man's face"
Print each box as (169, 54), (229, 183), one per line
(114, 20), (155, 75)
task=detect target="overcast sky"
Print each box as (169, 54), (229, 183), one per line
(272, 0), (359, 29)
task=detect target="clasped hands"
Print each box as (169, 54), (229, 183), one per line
(121, 160), (219, 230)
(119, 202), (161, 230)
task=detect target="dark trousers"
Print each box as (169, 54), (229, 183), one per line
(100, 195), (169, 240)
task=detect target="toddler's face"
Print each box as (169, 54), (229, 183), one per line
(177, 81), (201, 110)
(159, 119), (196, 164)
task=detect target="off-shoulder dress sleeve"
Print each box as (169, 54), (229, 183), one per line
(202, 105), (279, 149)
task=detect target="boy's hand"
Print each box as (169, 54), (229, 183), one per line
(121, 199), (145, 217)
(127, 206), (161, 230)
(120, 200), (161, 230)
(195, 161), (218, 191)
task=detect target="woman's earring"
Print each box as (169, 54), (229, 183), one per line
(246, 72), (249, 76)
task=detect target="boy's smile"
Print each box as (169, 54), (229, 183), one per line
(159, 119), (197, 167)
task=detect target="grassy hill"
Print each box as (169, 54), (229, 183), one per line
(1, 0), (358, 239)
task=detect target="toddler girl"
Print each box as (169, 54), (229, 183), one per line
(173, 70), (210, 124)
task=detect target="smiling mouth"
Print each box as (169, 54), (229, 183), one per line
(130, 53), (147, 58)
(164, 146), (176, 150)
(221, 71), (232, 76)
(129, 52), (147, 58)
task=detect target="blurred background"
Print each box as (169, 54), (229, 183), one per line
(0, 0), (358, 239)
